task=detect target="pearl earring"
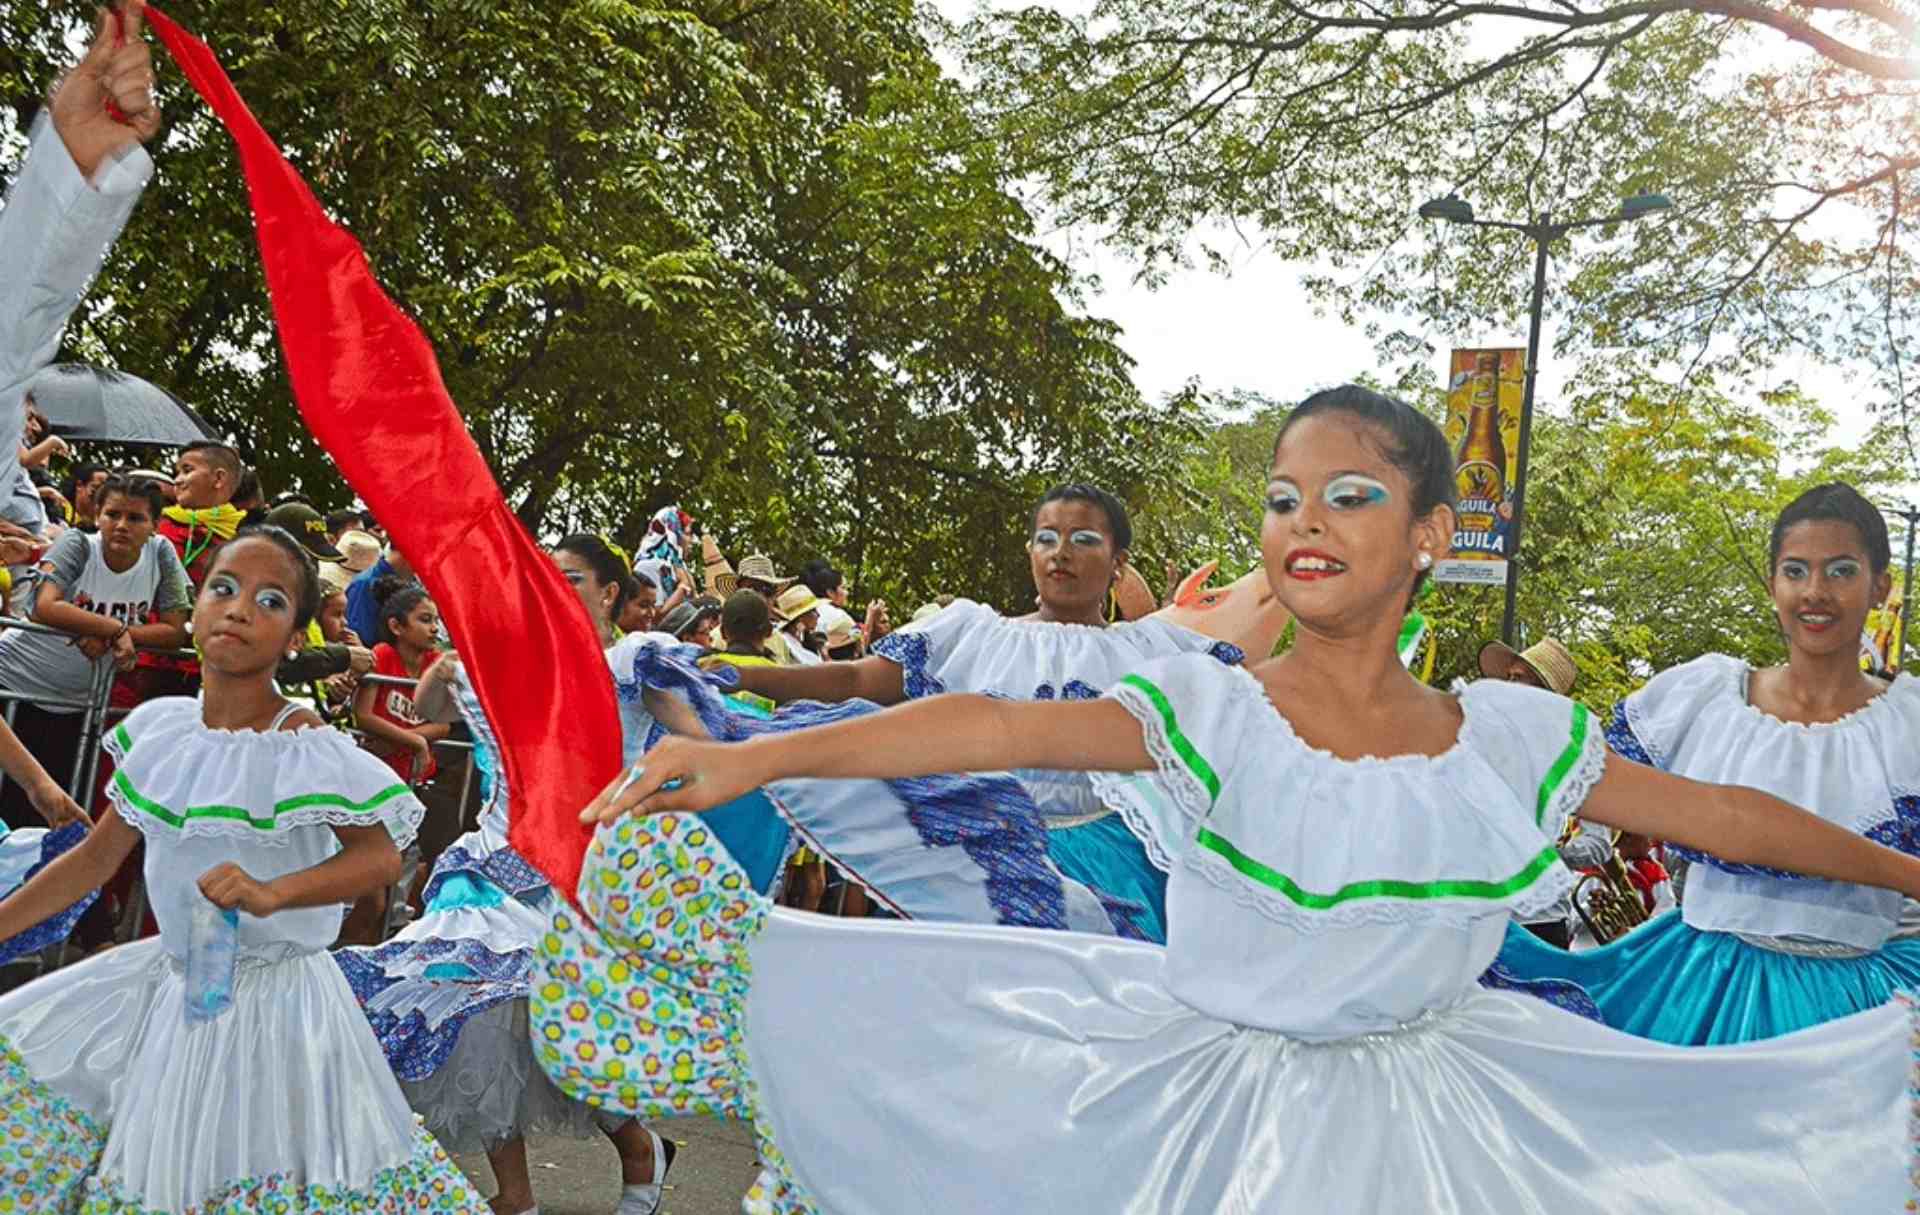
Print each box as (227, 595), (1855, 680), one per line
(1417, 552), (1433, 570)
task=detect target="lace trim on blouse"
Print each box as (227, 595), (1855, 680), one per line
(1104, 666), (1596, 933)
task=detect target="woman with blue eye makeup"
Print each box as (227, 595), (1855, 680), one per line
(1492, 482), (1920, 1045)
(525, 389), (1920, 1212)
(0, 525), (489, 1213)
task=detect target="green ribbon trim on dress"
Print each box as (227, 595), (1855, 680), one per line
(110, 723), (409, 831)
(1194, 829), (1562, 907)
(1118, 673), (1222, 806)
(1536, 702), (1592, 827)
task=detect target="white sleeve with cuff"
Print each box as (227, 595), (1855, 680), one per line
(0, 117), (154, 532)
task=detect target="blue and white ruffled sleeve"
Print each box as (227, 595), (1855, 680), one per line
(870, 600), (994, 698)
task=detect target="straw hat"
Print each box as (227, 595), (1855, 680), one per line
(735, 554), (796, 595)
(703, 535), (737, 596)
(1478, 636), (1578, 696)
(774, 584), (823, 623)
(334, 529), (382, 574)
(824, 617), (858, 651)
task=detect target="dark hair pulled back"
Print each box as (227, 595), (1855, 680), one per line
(1032, 484), (1133, 552)
(1271, 384), (1457, 599)
(1769, 483), (1891, 575)
(554, 533), (635, 620)
(372, 575), (432, 645)
(214, 524), (323, 631)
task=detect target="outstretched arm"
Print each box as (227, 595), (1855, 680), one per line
(0, 4), (162, 531)
(1584, 754), (1920, 899)
(728, 653), (906, 706)
(583, 694), (1151, 822)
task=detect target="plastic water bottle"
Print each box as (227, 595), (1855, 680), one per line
(185, 896), (239, 1023)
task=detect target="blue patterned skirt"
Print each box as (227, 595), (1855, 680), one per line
(1492, 910), (1920, 1045)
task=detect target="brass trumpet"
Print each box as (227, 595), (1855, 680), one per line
(1571, 831), (1651, 946)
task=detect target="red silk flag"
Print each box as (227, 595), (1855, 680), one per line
(142, 6), (616, 899)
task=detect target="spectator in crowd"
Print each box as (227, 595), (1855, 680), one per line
(159, 439), (246, 588)
(353, 577), (447, 786)
(732, 553), (804, 663)
(0, 474), (188, 831)
(323, 526), (380, 590)
(323, 506), (362, 544)
(659, 595), (721, 648)
(231, 466), (267, 524)
(17, 402), (69, 472)
(345, 539), (413, 643)
(265, 502), (372, 700)
(824, 617), (862, 661)
(63, 461), (110, 533)
(801, 558), (856, 639)
(619, 564), (660, 636)
(360, 509), (388, 545)
(774, 584), (825, 666)
(703, 591), (780, 673)
(125, 468), (174, 506)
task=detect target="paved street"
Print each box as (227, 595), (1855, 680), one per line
(451, 1117), (763, 1215)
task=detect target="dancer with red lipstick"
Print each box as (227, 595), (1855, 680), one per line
(1493, 482), (1920, 1044)
(530, 388), (1920, 1213)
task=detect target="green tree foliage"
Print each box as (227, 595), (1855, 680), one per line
(1, 0), (1199, 613)
(959, 0), (1920, 432)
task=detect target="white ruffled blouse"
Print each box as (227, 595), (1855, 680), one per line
(1091, 656), (1603, 1039)
(1613, 653), (1920, 950)
(104, 697), (424, 962)
(873, 600), (1243, 821)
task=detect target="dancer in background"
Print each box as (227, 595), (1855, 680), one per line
(338, 535), (682, 1215)
(706, 483), (1272, 941)
(1494, 482), (1920, 1043)
(0, 522), (486, 1213)
(534, 387), (1920, 1213)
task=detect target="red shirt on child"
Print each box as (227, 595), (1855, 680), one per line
(368, 643), (442, 783)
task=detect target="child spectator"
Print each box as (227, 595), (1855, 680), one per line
(353, 577), (447, 784)
(159, 440), (246, 588)
(0, 474), (189, 830)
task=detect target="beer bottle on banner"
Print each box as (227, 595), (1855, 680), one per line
(1455, 354), (1507, 503)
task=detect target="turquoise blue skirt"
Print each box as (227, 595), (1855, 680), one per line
(1047, 813), (1168, 944)
(704, 789), (791, 896)
(1493, 910), (1920, 1045)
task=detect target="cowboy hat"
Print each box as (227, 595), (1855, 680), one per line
(736, 553), (796, 594)
(1478, 637), (1578, 696)
(774, 584), (823, 623)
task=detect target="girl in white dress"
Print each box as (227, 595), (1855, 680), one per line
(337, 536), (674, 1215)
(0, 526), (487, 1214)
(529, 386), (1920, 1212)
(1497, 484), (1920, 1044)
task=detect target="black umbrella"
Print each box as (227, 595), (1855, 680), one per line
(25, 364), (220, 447)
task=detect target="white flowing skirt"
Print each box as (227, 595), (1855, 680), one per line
(0, 937), (487, 1213)
(530, 813), (1918, 1215)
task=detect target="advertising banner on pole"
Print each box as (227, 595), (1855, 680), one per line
(1435, 348), (1525, 586)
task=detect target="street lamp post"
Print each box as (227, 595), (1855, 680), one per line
(1417, 191), (1671, 646)
(1885, 503), (1919, 673)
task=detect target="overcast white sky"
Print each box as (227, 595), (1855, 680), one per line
(932, 0), (1888, 457)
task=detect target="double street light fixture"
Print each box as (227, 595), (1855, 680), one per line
(1417, 190), (1673, 646)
